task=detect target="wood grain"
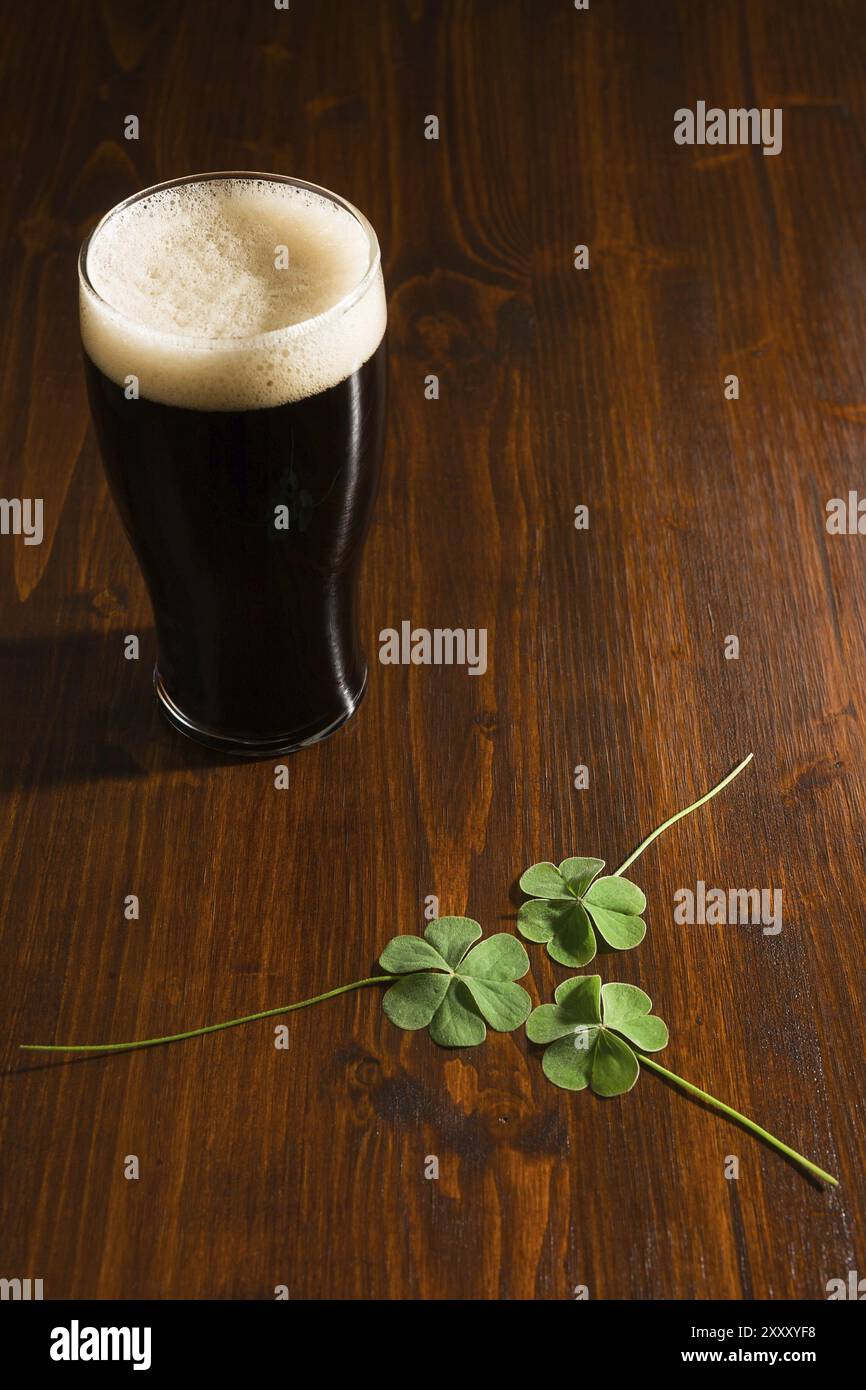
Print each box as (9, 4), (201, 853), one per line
(1, 0), (865, 1299)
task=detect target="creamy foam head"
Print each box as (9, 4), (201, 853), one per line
(80, 176), (386, 410)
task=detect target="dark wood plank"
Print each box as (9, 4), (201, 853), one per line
(1, 0), (864, 1299)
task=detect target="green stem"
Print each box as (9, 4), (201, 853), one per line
(613, 752), (754, 877)
(638, 1053), (838, 1187)
(19, 976), (393, 1056)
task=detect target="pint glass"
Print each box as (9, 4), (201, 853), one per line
(79, 172), (387, 756)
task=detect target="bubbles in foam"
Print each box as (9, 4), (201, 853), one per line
(80, 177), (386, 411)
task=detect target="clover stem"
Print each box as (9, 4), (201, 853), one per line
(612, 752), (754, 878)
(637, 1053), (838, 1187)
(18, 976), (394, 1056)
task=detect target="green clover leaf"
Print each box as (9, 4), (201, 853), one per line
(526, 976), (668, 1096)
(517, 857), (646, 967)
(379, 917), (532, 1047)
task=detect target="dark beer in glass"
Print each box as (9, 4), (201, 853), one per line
(79, 173), (387, 755)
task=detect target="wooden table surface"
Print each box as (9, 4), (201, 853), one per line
(2, 0), (865, 1301)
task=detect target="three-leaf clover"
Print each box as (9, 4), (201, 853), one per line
(518, 858), (646, 967)
(379, 917), (532, 1046)
(526, 975), (668, 1096)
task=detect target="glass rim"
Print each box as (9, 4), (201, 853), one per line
(78, 170), (382, 348)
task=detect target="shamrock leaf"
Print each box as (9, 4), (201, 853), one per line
(379, 918), (532, 1047)
(517, 857), (646, 967)
(526, 976), (668, 1096)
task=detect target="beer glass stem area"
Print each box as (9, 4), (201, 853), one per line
(79, 173), (388, 755)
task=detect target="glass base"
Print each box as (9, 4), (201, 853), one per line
(154, 667), (368, 758)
